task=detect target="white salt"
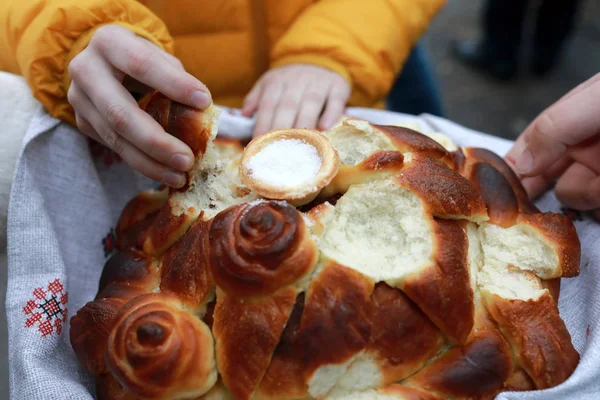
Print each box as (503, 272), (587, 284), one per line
(247, 139), (322, 188)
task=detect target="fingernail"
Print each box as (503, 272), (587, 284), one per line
(513, 141), (534, 174)
(171, 153), (193, 171)
(163, 171), (185, 188)
(190, 90), (211, 109)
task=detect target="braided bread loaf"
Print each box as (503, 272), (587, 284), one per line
(71, 92), (580, 400)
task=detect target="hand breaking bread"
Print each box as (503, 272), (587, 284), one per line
(71, 91), (581, 400)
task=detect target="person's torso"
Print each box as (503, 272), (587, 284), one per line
(140, 0), (315, 107)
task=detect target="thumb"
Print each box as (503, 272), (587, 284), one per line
(506, 76), (600, 177)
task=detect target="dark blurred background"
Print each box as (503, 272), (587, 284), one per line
(1, 0), (600, 396)
(422, 0), (600, 140)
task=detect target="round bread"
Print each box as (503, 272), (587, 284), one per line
(70, 93), (581, 400)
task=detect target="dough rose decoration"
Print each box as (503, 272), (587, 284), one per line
(209, 200), (318, 298)
(71, 93), (581, 400)
(106, 294), (217, 399)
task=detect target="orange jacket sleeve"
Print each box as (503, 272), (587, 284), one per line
(271, 0), (446, 107)
(0, 0), (174, 124)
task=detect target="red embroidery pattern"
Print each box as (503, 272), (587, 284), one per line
(102, 228), (117, 258)
(89, 140), (122, 167)
(23, 279), (68, 337)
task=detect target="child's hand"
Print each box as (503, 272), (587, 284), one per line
(242, 64), (351, 137)
(505, 73), (600, 221)
(67, 25), (212, 188)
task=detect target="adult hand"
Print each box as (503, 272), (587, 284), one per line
(242, 64), (351, 137)
(505, 73), (600, 221)
(67, 24), (212, 188)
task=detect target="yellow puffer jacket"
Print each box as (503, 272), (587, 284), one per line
(0, 0), (445, 125)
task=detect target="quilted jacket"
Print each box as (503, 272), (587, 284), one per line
(0, 0), (445, 124)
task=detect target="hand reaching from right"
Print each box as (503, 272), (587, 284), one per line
(505, 73), (600, 221)
(67, 25), (212, 188)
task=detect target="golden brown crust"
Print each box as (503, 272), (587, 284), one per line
(256, 293), (308, 400)
(405, 329), (513, 398)
(139, 91), (215, 160)
(208, 201), (318, 298)
(70, 297), (127, 375)
(139, 92), (221, 195)
(142, 202), (199, 256)
(116, 187), (168, 252)
(202, 299), (216, 329)
(400, 219), (475, 343)
(381, 384), (442, 400)
(503, 367), (536, 392)
(106, 294), (217, 399)
(96, 251), (160, 300)
(374, 125), (448, 159)
(541, 278), (561, 304)
(518, 213), (581, 277)
(212, 287), (297, 400)
(452, 148), (466, 172)
(359, 150), (405, 170)
(96, 374), (142, 400)
(196, 379), (233, 400)
(298, 262), (374, 382)
(461, 148), (537, 214)
(367, 283), (444, 384)
(320, 150), (405, 198)
(482, 291), (579, 389)
(396, 154), (488, 220)
(160, 218), (213, 312)
(466, 161), (520, 227)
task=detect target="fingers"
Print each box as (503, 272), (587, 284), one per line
(162, 52), (185, 70)
(121, 75), (154, 94)
(318, 77), (350, 130)
(568, 136), (600, 176)
(123, 38), (184, 93)
(520, 156), (573, 200)
(271, 76), (308, 131)
(90, 25), (211, 109)
(248, 65), (350, 136)
(75, 113), (105, 146)
(137, 35), (184, 71)
(295, 81), (329, 129)
(242, 78), (264, 118)
(506, 76), (600, 177)
(555, 162), (600, 211)
(252, 80), (284, 137)
(70, 83), (186, 187)
(70, 52), (195, 171)
(556, 72), (600, 105)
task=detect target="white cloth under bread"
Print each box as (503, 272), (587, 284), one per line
(5, 91), (600, 399)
